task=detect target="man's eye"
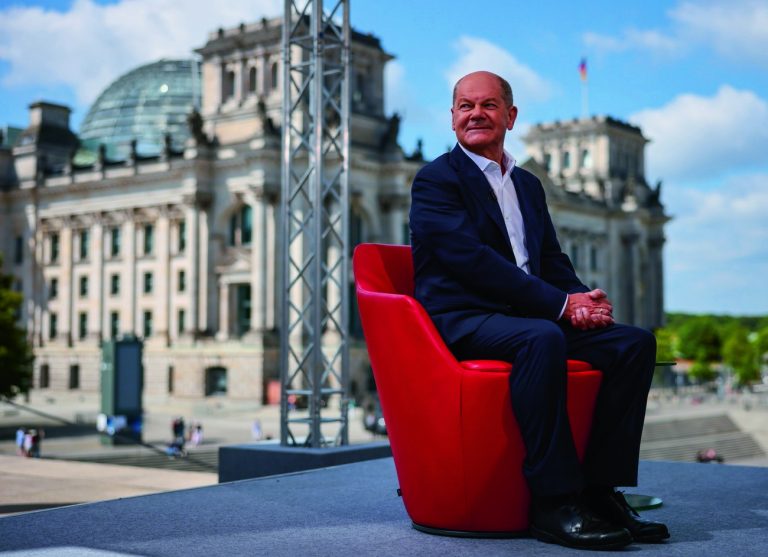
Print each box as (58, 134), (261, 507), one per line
(484, 103), (497, 109)
(460, 103), (471, 110)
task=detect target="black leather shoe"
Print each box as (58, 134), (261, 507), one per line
(586, 489), (670, 543)
(530, 494), (633, 550)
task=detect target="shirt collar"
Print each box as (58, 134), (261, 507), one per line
(458, 142), (516, 175)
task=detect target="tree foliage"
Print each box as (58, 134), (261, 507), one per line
(677, 316), (722, 361)
(722, 327), (760, 385)
(688, 349), (717, 382)
(0, 255), (33, 398)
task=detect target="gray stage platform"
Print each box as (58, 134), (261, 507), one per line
(1, 458), (767, 556)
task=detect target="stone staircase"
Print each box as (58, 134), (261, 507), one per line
(640, 414), (764, 463)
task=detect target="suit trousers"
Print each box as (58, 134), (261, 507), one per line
(450, 315), (656, 497)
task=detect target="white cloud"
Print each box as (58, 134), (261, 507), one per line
(0, 0), (282, 107)
(583, 28), (680, 56)
(664, 173), (768, 314)
(630, 85), (768, 181)
(445, 36), (552, 108)
(672, 0), (768, 67)
(583, 0), (768, 68)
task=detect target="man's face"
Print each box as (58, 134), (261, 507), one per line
(451, 72), (517, 159)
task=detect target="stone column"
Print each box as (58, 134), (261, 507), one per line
(243, 187), (266, 340)
(60, 221), (73, 345)
(124, 215), (137, 334)
(183, 199), (199, 338)
(156, 208), (171, 344)
(91, 217), (104, 342)
(217, 281), (230, 340)
(265, 193), (277, 330)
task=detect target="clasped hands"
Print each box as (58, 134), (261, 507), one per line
(563, 289), (614, 330)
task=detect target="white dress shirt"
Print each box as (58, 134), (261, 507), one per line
(459, 143), (530, 274)
(459, 143), (568, 318)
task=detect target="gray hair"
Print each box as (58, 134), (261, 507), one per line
(452, 73), (514, 107)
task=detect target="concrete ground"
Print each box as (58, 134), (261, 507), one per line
(1, 388), (767, 518)
(0, 391), (384, 516)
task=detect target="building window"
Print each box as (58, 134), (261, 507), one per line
(167, 365), (174, 394)
(205, 366), (228, 396)
(178, 220), (186, 253)
(224, 70), (235, 100)
(78, 312), (88, 340)
(110, 273), (120, 296)
(143, 310), (153, 337)
(590, 245), (599, 272)
(178, 270), (186, 292)
(563, 151), (571, 169)
(270, 62), (279, 90)
(50, 233), (60, 263)
(14, 235), (23, 264)
(49, 278), (58, 299)
(68, 364), (80, 390)
(79, 275), (89, 297)
(143, 272), (153, 294)
(543, 153), (552, 172)
(248, 66), (257, 93)
(570, 243), (580, 269)
(49, 313), (58, 340)
(110, 311), (120, 339)
(143, 224), (154, 255)
(79, 229), (89, 260)
(229, 205), (253, 246)
(581, 148), (592, 169)
(39, 364), (50, 389)
(111, 227), (121, 257)
(178, 309), (186, 334)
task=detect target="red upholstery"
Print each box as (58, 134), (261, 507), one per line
(353, 243), (602, 534)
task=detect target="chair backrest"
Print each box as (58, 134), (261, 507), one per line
(353, 243), (414, 297)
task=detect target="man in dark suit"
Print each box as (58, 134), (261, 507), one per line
(409, 71), (669, 550)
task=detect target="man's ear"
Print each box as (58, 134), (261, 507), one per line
(451, 107), (455, 130)
(507, 105), (518, 130)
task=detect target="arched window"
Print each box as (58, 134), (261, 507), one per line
(205, 367), (228, 396)
(563, 150), (571, 169)
(249, 67), (258, 93)
(581, 148), (592, 169)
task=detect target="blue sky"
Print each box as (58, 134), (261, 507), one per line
(2, 0), (767, 316)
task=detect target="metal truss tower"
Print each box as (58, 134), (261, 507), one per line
(279, 0), (350, 447)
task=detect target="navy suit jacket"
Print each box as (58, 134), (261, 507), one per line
(410, 144), (588, 346)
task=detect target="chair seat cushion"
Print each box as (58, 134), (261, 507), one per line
(460, 359), (595, 372)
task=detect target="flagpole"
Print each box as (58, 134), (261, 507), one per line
(579, 57), (589, 119)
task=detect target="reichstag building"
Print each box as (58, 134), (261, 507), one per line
(0, 17), (667, 402)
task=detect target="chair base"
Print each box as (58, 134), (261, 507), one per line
(412, 521), (528, 539)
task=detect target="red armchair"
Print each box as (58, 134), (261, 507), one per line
(353, 243), (602, 536)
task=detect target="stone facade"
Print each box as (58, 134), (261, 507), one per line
(522, 116), (669, 329)
(0, 18), (422, 402)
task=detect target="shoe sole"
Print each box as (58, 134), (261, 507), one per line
(530, 525), (633, 550)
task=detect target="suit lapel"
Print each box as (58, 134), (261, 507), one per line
(449, 145), (514, 255)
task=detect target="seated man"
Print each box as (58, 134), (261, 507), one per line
(409, 70), (669, 550)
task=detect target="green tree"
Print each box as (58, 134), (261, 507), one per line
(654, 327), (676, 362)
(722, 327), (759, 385)
(688, 348), (717, 383)
(0, 255), (33, 398)
(755, 326), (768, 369)
(678, 317), (722, 361)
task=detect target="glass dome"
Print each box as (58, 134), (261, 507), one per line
(78, 59), (201, 159)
